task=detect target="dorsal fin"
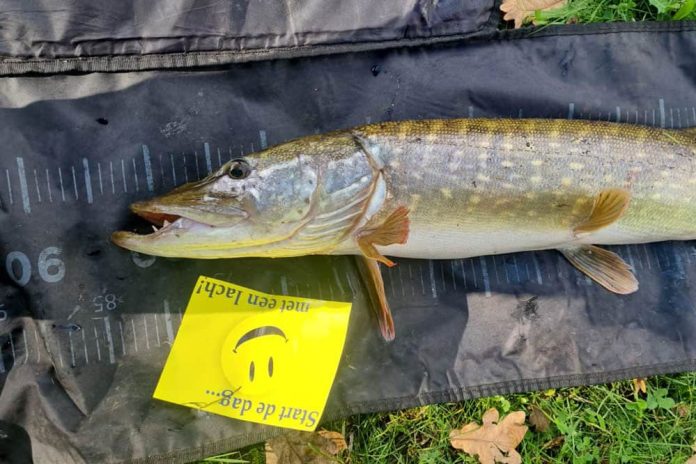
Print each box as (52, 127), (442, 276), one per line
(574, 189), (631, 236)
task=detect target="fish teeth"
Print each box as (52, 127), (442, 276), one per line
(163, 219), (171, 227)
(151, 225), (159, 232)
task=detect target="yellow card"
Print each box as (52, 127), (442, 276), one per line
(153, 276), (352, 431)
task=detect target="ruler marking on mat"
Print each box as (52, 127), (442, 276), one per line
(33, 327), (41, 364)
(479, 256), (491, 297)
(45, 169), (53, 202)
(68, 330), (76, 367)
(118, 320), (126, 356)
(132, 158), (139, 192)
(121, 159), (128, 193)
(153, 313), (161, 347)
(143, 316), (150, 350)
(82, 158), (93, 204)
(93, 323), (102, 362)
(33, 169), (42, 203)
(71, 165), (79, 200)
(159, 153), (165, 187)
(81, 328), (89, 364)
(659, 98), (666, 128)
(204, 142), (213, 174)
(16, 157), (31, 213)
(142, 144), (154, 191)
(131, 319), (138, 353)
(22, 329), (29, 365)
(109, 161), (115, 194)
(169, 154), (177, 185)
(163, 300), (175, 345)
(183, 154), (189, 183)
(97, 162), (104, 195)
(428, 260), (437, 299)
(5, 169), (13, 205)
(103, 317), (116, 364)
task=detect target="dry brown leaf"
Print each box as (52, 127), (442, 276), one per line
(450, 408), (528, 464)
(677, 403), (690, 418)
(632, 378), (647, 395)
(500, 0), (566, 28)
(265, 430), (347, 464)
(527, 405), (550, 433)
(541, 436), (564, 450)
(317, 430), (348, 454)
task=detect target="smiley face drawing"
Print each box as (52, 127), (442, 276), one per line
(220, 314), (292, 397)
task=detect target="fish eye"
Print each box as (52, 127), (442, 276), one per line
(228, 159), (251, 179)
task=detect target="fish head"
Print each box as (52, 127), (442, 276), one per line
(111, 132), (379, 258)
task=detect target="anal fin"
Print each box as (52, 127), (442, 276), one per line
(357, 206), (410, 267)
(574, 188), (631, 236)
(559, 245), (638, 294)
(356, 256), (395, 341)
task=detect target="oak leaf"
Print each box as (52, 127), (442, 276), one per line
(527, 405), (550, 432)
(265, 430), (348, 464)
(500, 0), (567, 28)
(450, 408), (528, 464)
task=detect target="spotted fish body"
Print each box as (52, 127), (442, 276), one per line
(112, 118), (696, 339)
(347, 119), (696, 259)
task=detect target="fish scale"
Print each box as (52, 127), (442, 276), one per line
(351, 119), (696, 259)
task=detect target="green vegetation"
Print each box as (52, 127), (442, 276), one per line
(203, 373), (696, 463)
(530, 0), (696, 26)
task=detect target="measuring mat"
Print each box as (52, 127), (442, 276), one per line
(1, 4), (696, 463)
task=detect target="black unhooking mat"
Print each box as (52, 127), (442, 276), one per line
(2, 1), (696, 462)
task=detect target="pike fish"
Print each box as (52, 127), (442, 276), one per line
(112, 118), (696, 340)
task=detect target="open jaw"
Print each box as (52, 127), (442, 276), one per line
(110, 206), (218, 252)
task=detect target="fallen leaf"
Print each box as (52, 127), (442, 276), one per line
(500, 0), (567, 28)
(450, 408), (528, 464)
(265, 430), (347, 464)
(632, 378), (647, 395)
(527, 405), (550, 432)
(317, 430), (348, 454)
(542, 436), (564, 450)
(677, 403), (690, 418)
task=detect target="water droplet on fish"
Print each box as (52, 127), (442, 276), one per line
(371, 65), (382, 76)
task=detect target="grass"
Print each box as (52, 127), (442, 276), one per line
(519, 0), (696, 27)
(203, 373), (696, 463)
(196, 3), (696, 463)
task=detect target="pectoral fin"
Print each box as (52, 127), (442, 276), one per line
(356, 256), (395, 341)
(574, 188), (631, 236)
(559, 245), (638, 294)
(356, 206), (410, 267)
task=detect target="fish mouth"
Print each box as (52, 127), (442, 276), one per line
(110, 200), (247, 253)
